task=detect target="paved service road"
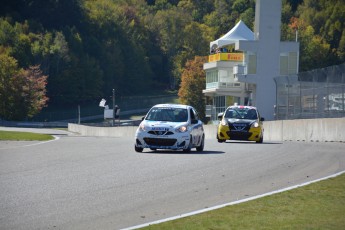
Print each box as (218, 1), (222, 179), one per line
(1, 128), (345, 229)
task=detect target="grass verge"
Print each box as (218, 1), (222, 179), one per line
(0, 130), (54, 141)
(143, 173), (345, 229)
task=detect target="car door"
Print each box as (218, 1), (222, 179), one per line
(189, 108), (203, 146)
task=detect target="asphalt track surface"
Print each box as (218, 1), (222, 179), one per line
(0, 128), (345, 230)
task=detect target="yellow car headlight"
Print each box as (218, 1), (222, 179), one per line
(221, 119), (228, 126)
(251, 122), (259, 128)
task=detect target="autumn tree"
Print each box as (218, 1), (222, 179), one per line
(0, 54), (48, 120)
(178, 56), (207, 121)
(14, 65), (49, 120)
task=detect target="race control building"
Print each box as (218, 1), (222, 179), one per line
(203, 0), (300, 121)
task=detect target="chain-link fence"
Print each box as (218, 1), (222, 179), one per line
(275, 63), (345, 120)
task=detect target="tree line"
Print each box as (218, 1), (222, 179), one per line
(0, 0), (344, 120)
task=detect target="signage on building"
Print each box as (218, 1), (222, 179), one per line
(208, 53), (244, 62)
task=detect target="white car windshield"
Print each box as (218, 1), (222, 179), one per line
(145, 107), (188, 122)
(224, 108), (258, 120)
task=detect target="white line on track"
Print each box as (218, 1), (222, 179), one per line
(0, 135), (60, 149)
(23, 135), (60, 147)
(122, 170), (345, 230)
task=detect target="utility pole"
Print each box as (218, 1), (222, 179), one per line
(78, 105), (80, 124)
(112, 89), (115, 126)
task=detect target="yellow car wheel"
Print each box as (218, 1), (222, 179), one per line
(256, 135), (263, 143)
(217, 134), (226, 143)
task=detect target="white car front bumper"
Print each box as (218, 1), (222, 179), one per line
(135, 130), (191, 150)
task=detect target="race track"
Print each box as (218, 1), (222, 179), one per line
(0, 128), (344, 229)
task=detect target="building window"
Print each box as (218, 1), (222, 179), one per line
(206, 70), (218, 83)
(248, 54), (257, 74)
(219, 69), (232, 82)
(280, 52), (298, 75)
(280, 55), (288, 75)
(288, 52), (298, 74)
(214, 96), (226, 115)
(226, 96), (235, 107)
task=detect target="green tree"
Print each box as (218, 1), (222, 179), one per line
(149, 6), (192, 87)
(172, 22), (215, 88)
(84, 0), (154, 95)
(287, 17), (332, 71)
(203, 0), (231, 37)
(0, 54), (18, 120)
(0, 18), (16, 45)
(296, 0), (345, 68)
(6, 0), (84, 29)
(53, 55), (103, 105)
(300, 25), (331, 71)
(177, 0), (214, 22)
(178, 56), (207, 121)
(203, 0), (255, 38)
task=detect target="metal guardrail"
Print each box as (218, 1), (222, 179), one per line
(1, 108), (150, 128)
(0, 120), (68, 128)
(27, 95), (178, 123)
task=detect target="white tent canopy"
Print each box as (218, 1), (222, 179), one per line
(210, 20), (254, 50)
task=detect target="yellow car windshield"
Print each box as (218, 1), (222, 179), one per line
(224, 108), (257, 120)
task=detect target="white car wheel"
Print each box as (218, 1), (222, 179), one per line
(196, 135), (204, 152)
(135, 145), (143, 152)
(183, 136), (193, 153)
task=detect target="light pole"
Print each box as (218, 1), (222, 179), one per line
(78, 105), (80, 124)
(112, 89), (115, 126)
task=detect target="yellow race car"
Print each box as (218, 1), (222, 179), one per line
(217, 105), (264, 143)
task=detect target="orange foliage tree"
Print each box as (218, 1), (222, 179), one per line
(0, 54), (48, 120)
(13, 65), (49, 119)
(178, 56), (207, 121)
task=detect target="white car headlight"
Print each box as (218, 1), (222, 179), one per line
(176, 125), (188, 133)
(251, 122), (259, 128)
(139, 123), (147, 131)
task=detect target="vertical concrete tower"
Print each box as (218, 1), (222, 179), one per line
(253, 0), (282, 120)
(237, 0), (299, 120)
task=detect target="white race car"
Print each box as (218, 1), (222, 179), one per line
(134, 104), (204, 152)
